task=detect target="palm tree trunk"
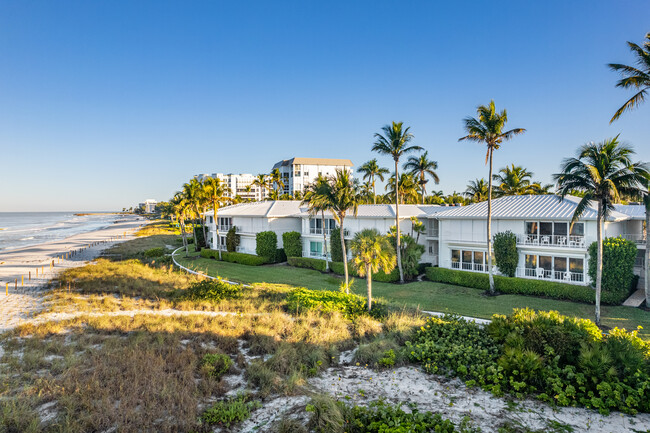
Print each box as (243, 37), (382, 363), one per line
(644, 194), (650, 308)
(322, 210), (329, 271)
(487, 149), (495, 294)
(201, 211), (208, 250)
(395, 160), (404, 283)
(181, 218), (189, 256)
(192, 210), (199, 251)
(214, 199), (222, 260)
(372, 175), (376, 204)
(340, 217), (349, 293)
(595, 205), (603, 326)
(366, 264), (372, 312)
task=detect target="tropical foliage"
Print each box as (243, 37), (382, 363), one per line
(403, 151), (440, 204)
(350, 228), (396, 311)
(357, 159), (389, 204)
(493, 231), (518, 277)
(608, 32), (650, 122)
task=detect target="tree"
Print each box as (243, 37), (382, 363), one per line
(493, 231), (518, 277)
(553, 137), (648, 325)
(492, 164), (535, 196)
(269, 168), (285, 196)
(386, 172), (420, 205)
(403, 151), (440, 204)
(302, 174), (332, 270)
(372, 122), (423, 283)
(464, 178), (489, 203)
(459, 101), (526, 295)
(323, 169), (359, 292)
(357, 159), (389, 204)
(170, 192), (191, 256)
(608, 33), (650, 123)
(252, 174), (268, 201)
(350, 229), (396, 312)
(203, 177), (232, 259)
(182, 179), (206, 249)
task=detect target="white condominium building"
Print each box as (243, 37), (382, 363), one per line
(194, 173), (266, 201)
(271, 157), (354, 195)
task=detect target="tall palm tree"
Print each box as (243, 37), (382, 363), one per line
(182, 179), (205, 249)
(203, 177), (232, 259)
(554, 137), (648, 326)
(386, 172), (420, 205)
(372, 122), (423, 283)
(357, 159), (389, 204)
(350, 228), (396, 312)
(608, 33), (650, 123)
(492, 164), (535, 196)
(252, 174), (268, 201)
(324, 169), (359, 292)
(302, 174), (332, 270)
(459, 101), (526, 295)
(171, 192), (191, 256)
(403, 151), (440, 204)
(464, 178), (489, 203)
(269, 168), (285, 196)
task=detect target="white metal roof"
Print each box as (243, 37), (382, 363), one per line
(205, 201), (305, 218)
(614, 204), (646, 220)
(297, 204), (446, 219)
(434, 195), (630, 221)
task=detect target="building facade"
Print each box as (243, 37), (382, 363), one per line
(271, 157), (354, 195)
(194, 173), (265, 201)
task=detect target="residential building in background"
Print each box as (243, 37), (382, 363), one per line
(194, 173), (265, 201)
(271, 157), (354, 195)
(138, 199), (157, 213)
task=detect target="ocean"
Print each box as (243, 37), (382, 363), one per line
(0, 212), (123, 251)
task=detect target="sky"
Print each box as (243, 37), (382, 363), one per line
(0, 1), (649, 211)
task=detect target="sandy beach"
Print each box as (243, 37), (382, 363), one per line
(0, 215), (145, 331)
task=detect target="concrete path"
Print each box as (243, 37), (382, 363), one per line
(623, 288), (646, 307)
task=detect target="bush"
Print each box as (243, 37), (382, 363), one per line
(588, 236), (638, 299)
(330, 227), (346, 263)
(288, 257), (327, 272)
(193, 225), (206, 249)
(286, 287), (386, 319)
(493, 231), (518, 277)
(406, 309), (650, 414)
(226, 226), (240, 252)
(274, 248), (287, 263)
(201, 394), (261, 427)
(201, 353), (233, 379)
(282, 231), (302, 258)
(256, 231), (278, 260)
(143, 247), (164, 258)
(200, 249), (268, 266)
(180, 279), (242, 302)
(331, 261), (400, 283)
(424, 267), (627, 304)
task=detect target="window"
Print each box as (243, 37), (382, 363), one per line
(554, 222), (568, 236)
(310, 241), (322, 255)
(540, 222), (553, 236)
(462, 250), (472, 264)
(569, 258), (584, 273)
(525, 254), (537, 269)
(451, 250), (460, 263)
(570, 223), (584, 236)
(525, 222), (538, 235)
(554, 257), (567, 272)
(473, 251), (484, 265)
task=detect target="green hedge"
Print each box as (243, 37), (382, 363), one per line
(282, 231), (302, 258)
(255, 231), (277, 260)
(286, 287), (386, 319)
(288, 256), (327, 272)
(200, 249), (268, 266)
(494, 231), (518, 277)
(330, 261), (400, 283)
(144, 247), (165, 258)
(424, 267), (627, 305)
(588, 237), (637, 300)
(226, 226), (240, 252)
(330, 227), (346, 262)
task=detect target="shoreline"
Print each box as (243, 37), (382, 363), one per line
(0, 215), (146, 332)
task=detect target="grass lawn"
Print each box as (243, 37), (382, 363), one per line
(176, 251), (650, 339)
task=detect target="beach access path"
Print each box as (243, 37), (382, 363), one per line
(0, 215), (145, 332)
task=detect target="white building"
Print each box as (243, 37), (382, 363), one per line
(271, 158), (354, 195)
(204, 195), (647, 287)
(141, 199), (157, 214)
(194, 173), (265, 201)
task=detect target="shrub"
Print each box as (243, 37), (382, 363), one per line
(288, 257), (327, 272)
(286, 287), (386, 319)
(274, 248), (287, 263)
(424, 267), (627, 304)
(226, 226), (240, 252)
(256, 231), (278, 261)
(201, 353), (233, 379)
(193, 225), (206, 249)
(143, 247), (164, 258)
(331, 261), (400, 283)
(330, 227), (346, 263)
(588, 236), (638, 299)
(200, 249), (269, 265)
(282, 231), (302, 258)
(493, 231), (518, 277)
(180, 279), (242, 302)
(201, 394), (261, 427)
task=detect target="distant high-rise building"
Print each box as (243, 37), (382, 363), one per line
(194, 173), (265, 201)
(271, 157), (354, 195)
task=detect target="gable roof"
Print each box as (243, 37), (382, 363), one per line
(272, 157), (354, 169)
(434, 195), (630, 221)
(614, 204), (646, 220)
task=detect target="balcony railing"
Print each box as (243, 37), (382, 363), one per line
(427, 229), (439, 237)
(309, 228), (350, 236)
(517, 234), (586, 248)
(309, 251), (331, 260)
(216, 225), (231, 232)
(621, 233), (647, 244)
(449, 261), (488, 273)
(516, 267), (584, 283)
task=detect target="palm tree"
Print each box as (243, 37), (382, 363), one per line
(171, 192), (191, 256)
(492, 164), (535, 196)
(608, 33), (650, 123)
(203, 177), (232, 259)
(403, 151), (440, 204)
(182, 179), (205, 249)
(464, 178), (489, 203)
(350, 229), (396, 311)
(357, 159), (389, 204)
(269, 168), (285, 196)
(252, 174), (268, 201)
(324, 169), (359, 292)
(386, 172), (420, 205)
(302, 174), (332, 270)
(459, 101), (526, 295)
(372, 122), (423, 283)
(554, 137), (648, 326)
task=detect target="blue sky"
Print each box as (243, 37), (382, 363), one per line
(0, 1), (648, 211)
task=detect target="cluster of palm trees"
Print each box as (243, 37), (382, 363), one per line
(464, 165), (553, 203)
(169, 177), (232, 255)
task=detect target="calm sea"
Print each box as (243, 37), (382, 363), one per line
(0, 212), (122, 251)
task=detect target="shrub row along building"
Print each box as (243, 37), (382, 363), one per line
(204, 194), (646, 288)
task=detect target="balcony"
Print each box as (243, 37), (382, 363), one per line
(516, 267), (585, 284)
(448, 261), (489, 273)
(516, 234), (585, 249)
(621, 233), (647, 244)
(427, 229), (439, 237)
(308, 228), (349, 236)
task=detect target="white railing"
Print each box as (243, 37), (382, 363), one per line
(449, 261), (488, 273)
(217, 225), (231, 232)
(309, 251), (331, 260)
(308, 228), (349, 236)
(517, 234), (586, 248)
(428, 229), (439, 237)
(516, 267), (584, 283)
(621, 233), (647, 243)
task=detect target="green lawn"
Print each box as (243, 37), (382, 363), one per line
(175, 252), (650, 339)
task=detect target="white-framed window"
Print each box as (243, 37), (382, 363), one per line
(524, 254), (584, 282)
(310, 241), (323, 256)
(450, 248), (488, 272)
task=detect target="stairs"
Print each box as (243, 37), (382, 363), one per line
(622, 289), (646, 307)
